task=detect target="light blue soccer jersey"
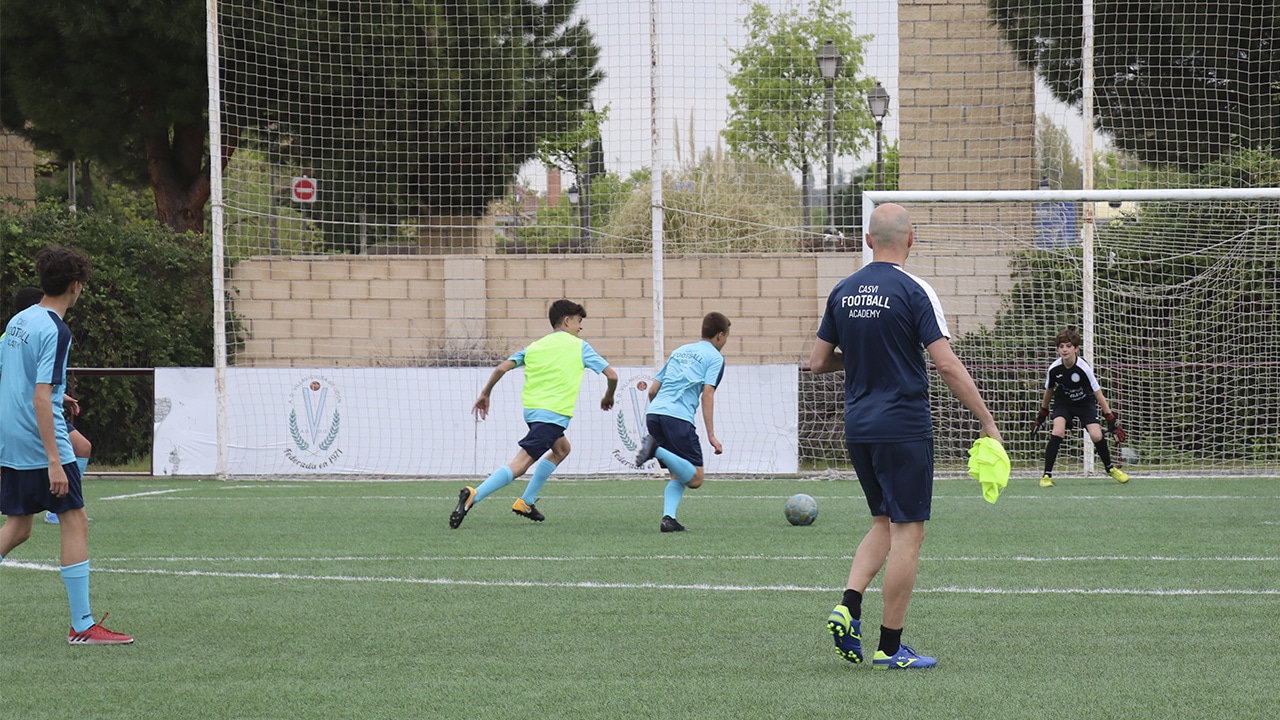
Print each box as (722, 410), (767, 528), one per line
(0, 305), (75, 468)
(508, 335), (610, 428)
(647, 340), (725, 424)
(816, 261), (949, 443)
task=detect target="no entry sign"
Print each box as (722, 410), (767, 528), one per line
(291, 176), (318, 203)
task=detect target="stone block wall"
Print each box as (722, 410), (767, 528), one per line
(228, 251), (1005, 368)
(898, 0), (1036, 191)
(0, 132), (36, 208)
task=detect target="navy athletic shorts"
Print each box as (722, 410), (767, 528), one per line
(646, 414), (704, 468)
(1, 462), (85, 516)
(845, 438), (934, 523)
(518, 421), (567, 460)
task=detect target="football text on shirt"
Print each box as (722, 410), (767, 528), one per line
(840, 285), (892, 319)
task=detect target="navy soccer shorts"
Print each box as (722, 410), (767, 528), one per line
(845, 438), (935, 523)
(518, 421), (568, 460)
(645, 414), (704, 468)
(1, 462), (85, 516)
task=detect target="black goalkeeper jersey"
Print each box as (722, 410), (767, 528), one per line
(1044, 357), (1101, 404)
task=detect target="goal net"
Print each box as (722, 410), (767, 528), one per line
(798, 189), (1280, 476)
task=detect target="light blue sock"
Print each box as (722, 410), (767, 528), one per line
(0, 553), (5, 564)
(60, 560), (94, 632)
(663, 479), (686, 518)
(76, 457), (89, 476)
(472, 466), (515, 504)
(521, 459), (557, 505)
(655, 448), (696, 484)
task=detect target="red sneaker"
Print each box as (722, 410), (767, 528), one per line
(68, 613), (134, 645)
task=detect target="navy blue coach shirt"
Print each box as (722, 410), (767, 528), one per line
(816, 261), (950, 443)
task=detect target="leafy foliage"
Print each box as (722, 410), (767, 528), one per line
(600, 150), (803, 252)
(722, 0), (877, 173)
(0, 205), (215, 464)
(987, 0), (1280, 172)
(0, 0), (210, 231)
(223, 0), (604, 248)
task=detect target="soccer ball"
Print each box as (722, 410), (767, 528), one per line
(784, 493), (818, 526)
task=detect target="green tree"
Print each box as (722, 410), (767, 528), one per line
(1, 0), (604, 240)
(0, 0), (211, 232)
(225, 0), (604, 248)
(987, 0), (1280, 173)
(722, 0), (877, 230)
(1037, 114), (1083, 190)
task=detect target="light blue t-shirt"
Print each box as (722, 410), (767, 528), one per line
(508, 337), (610, 428)
(647, 339), (725, 424)
(0, 305), (75, 468)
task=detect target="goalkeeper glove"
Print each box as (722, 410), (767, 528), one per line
(1032, 407), (1048, 435)
(1105, 412), (1126, 443)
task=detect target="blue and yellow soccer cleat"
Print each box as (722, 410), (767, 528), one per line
(873, 644), (936, 670)
(1039, 473), (1055, 488)
(1108, 466), (1130, 484)
(827, 605), (863, 664)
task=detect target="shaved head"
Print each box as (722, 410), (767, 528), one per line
(868, 203), (912, 248)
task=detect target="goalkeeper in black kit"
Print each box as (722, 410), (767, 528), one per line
(1031, 327), (1129, 487)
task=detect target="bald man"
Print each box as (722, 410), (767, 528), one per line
(809, 203), (1002, 670)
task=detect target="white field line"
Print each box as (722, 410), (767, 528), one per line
(93, 493), (1280, 502)
(98, 489), (191, 501)
(4, 560), (1277, 596)
(86, 553), (1280, 563)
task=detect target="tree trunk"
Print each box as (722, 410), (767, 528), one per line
(146, 121), (239, 234)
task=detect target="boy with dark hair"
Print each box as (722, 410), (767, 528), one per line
(0, 246), (133, 644)
(450, 299), (618, 528)
(1032, 327), (1129, 486)
(6, 286), (93, 526)
(634, 311), (731, 532)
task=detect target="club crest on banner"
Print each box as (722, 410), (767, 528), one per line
(612, 373), (655, 469)
(285, 375), (344, 470)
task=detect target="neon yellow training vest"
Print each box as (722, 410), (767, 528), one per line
(521, 331), (586, 417)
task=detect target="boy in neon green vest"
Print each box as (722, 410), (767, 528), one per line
(450, 300), (618, 528)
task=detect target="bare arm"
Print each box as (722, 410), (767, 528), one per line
(601, 366), (618, 411)
(927, 338), (1003, 444)
(701, 385), (722, 454)
(808, 338), (843, 375)
(34, 383), (69, 497)
(647, 379), (662, 402)
(472, 359), (518, 420)
(1040, 388), (1053, 410)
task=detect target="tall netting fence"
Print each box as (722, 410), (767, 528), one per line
(206, 0), (1280, 476)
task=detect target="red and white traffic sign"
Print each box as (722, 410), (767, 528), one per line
(291, 176), (318, 203)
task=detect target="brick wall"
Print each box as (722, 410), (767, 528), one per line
(0, 132), (36, 209)
(898, 0), (1036, 191)
(229, 250), (1002, 368)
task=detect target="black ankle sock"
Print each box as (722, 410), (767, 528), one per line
(878, 626), (903, 655)
(841, 589), (862, 618)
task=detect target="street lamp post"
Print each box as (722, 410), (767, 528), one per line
(866, 82), (890, 192)
(817, 40), (842, 242)
(566, 183), (581, 248)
